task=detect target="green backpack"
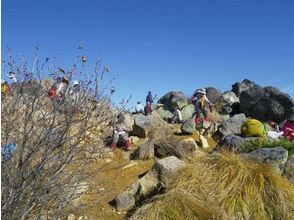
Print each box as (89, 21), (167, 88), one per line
(241, 119), (266, 138)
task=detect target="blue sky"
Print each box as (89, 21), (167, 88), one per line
(2, 0), (294, 110)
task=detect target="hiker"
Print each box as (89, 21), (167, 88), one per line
(56, 77), (69, 98)
(267, 120), (284, 139)
(111, 113), (131, 151)
(8, 71), (17, 83)
(171, 105), (183, 124)
(65, 80), (81, 111)
(146, 91), (154, 105)
(281, 113), (294, 141)
(241, 118), (266, 138)
(144, 102), (152, 115)
(1, 80), (12, 96)
(48, 84), (57, 99)
(134, 101), (144, 114)
(192, 88), (212, 123)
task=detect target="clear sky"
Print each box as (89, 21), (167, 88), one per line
(2, 0), (294, 110)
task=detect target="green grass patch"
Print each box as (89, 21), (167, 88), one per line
(240, 138), (294, 155)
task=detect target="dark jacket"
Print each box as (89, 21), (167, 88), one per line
(146, 94), (154, 104)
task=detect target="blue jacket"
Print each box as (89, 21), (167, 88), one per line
(146, 94), (154, 104)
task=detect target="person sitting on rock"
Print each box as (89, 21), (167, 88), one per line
(146, 91), (154, 104)
(266, 120), (284, 139)
(192, 88), (212, 123)
(134, 101), (144, 114)
(281, 113), (294, 141)
(56, 77), (69, 98)
(144, 102), (152, 115)
(171, 105), (183, 124)
(111, 113), (131, 151)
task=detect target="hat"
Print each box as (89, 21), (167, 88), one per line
(287, 113), (294, 122)
(196, 88), (206, 95)
(73, 80), (79, 86)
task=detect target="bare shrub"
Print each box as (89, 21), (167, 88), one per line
(1, 49), (118, 219)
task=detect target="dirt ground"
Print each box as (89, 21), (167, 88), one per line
(67, 125), (216, 220)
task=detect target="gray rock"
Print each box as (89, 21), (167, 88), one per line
(130, 140), (155, 160)
(231, 79), (257, 97)
(154, 137), (197, 159)
(181, 104), (195, 121)
(156, 107), (174, 120)
(115, 191), (136, 211)
(224, 134), (259, 151)
(181, 118), (196, 134)
(219, 114), (247, 137)
(283, 155), (294, 183)
(158, 91), (187, 111)
(239, 85), (294, 122)
(222, 91), (240, 105)
(133, 114), (153, 138)
(153, 156), (186, 184)
(242, 147), (289, 174)
(115, 170), (159, 211)
(205, 87), (222, 103)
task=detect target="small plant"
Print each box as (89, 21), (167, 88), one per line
(239, 138), (294, 155)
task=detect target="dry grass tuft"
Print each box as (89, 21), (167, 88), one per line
(131, 151), (294, 219)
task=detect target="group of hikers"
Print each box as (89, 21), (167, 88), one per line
(2, 75), (294, 155)
(111, 88), (214, 151)
(2, 73), (82, 112)
(111, 87), (294, 151)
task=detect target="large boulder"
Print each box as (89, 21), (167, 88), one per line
(114, 156), (186, 211)
(153, 156), (186, 184)
(156, 107), (174, 120)
(222, 91), (240, 105)
(124, 113), (135, 131)
(158, 91), (188, 111)
(181, 104), (195, 120)
(181, 118), (196, 134)
(132, 112), (171, 138)
(218, 114), (247, 137)
(154, 137), (197, 159)
(242, 147), (289, 174)
(130, 140), (155, 160)
(231, 79), (258, 97)
(239, 85), (294, 122)
(223, 134), (259, 151)
(205, 87), (222, 103)
(115, 170), (159, 211)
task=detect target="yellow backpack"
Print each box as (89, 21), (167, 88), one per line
(241, 119), (266, 138)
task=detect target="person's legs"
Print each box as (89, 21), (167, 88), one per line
(112, 132), (119, 150)
(195, 105), (202, 124)
(201, 107), (208, 121)
(120, 132), (131, 150)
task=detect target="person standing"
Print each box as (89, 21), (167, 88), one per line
(192, 88), (212, 123)
(146, 91), (154, 104)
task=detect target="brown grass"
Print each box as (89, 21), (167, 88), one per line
(132, 151), (294, 220)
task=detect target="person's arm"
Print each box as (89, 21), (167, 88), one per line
(204, 95), (212, 105)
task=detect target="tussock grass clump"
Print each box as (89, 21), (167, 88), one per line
(131, 190), (224, 220)
(131, 151), (294, 219)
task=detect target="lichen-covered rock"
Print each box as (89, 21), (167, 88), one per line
(242, 147), (289, 174)
(181, 118), (196, 134)
(153, 156), (186, 184)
